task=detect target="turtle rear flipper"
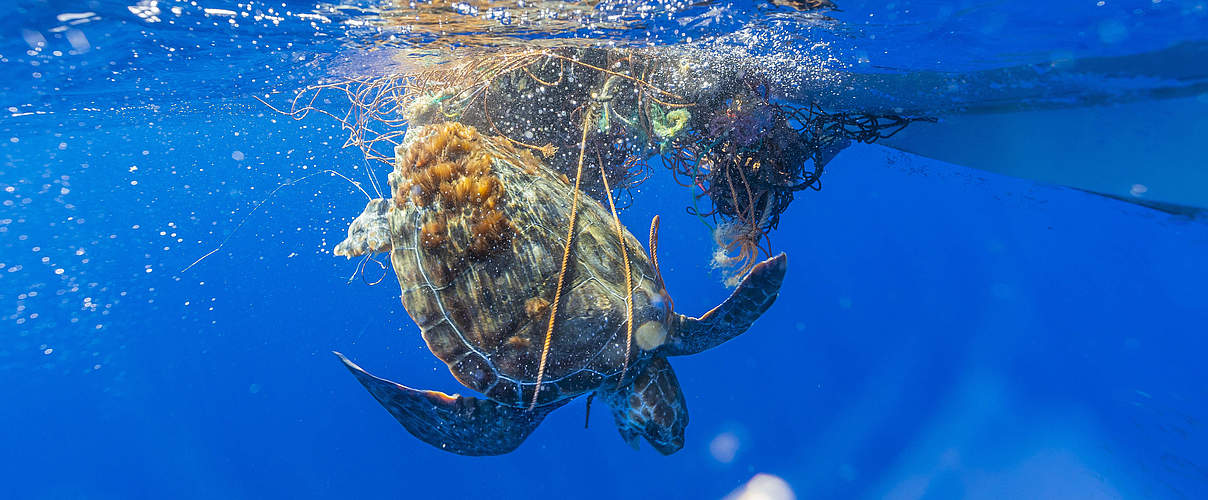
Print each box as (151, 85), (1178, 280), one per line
(663, 253), (787, 356)
(601, 356), (688, 455)
(335, 352), (558, 456)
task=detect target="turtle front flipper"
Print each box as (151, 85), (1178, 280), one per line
(333, 198), (392, 258)
(334, 352), (560, 456)
(662, 253), (787, 356)
(601, 356), (688, 455)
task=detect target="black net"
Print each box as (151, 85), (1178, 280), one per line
(659, 80), (934, 282)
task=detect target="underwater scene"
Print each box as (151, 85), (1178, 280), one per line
(3, 0), (1208, 498)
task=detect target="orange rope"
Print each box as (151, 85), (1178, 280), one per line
(597, 158), (634, 386)
(648, 215), (674, 313)
(545, 53), (686, 101)
(530, 107), (592, 410)
(649, 216), (661, 277)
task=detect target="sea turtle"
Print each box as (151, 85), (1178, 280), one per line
(333, 122), (787, 455)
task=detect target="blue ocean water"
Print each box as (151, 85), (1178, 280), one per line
(2, 1), (1207, 499)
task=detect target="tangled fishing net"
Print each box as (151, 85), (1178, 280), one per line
(660, 81), (930, 284)
(263, 45), (932, 285)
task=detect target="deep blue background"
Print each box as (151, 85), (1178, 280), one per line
(3, 1), (1207, 499)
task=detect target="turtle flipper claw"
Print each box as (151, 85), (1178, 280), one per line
(662, 252), (787, 356)
(334, 352), (558, 456)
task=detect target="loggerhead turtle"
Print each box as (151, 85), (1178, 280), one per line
(333, 122), (787, 455)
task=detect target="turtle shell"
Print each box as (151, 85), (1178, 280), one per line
(385, 122), (669, 408)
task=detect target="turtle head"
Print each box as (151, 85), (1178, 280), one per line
(603, 357), (688, 455)
(334, 198), (393, 258)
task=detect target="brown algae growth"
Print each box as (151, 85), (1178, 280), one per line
(391, 122), (515, 259)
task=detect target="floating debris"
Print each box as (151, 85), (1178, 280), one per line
(265, 45), (931, 284)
